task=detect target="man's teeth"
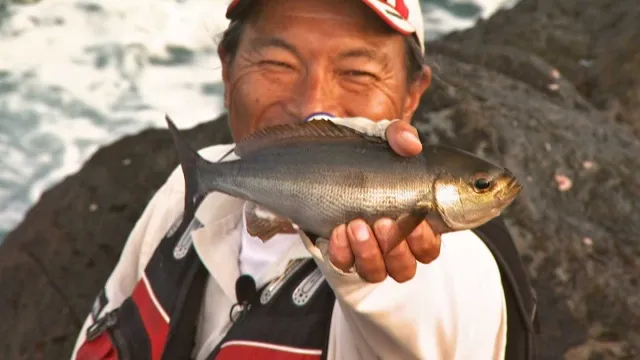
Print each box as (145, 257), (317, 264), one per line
(308, 114), (337, 121)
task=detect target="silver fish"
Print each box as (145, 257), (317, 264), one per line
(165, 115), (522, 250)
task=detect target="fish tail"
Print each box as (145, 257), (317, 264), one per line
(165, 114), (218, 219)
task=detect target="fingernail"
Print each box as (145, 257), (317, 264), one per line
(375, 218), (394, 234)
(402, 131), (421, 147)
(332, 224), (346, 245)
(351, 222), (370, 242)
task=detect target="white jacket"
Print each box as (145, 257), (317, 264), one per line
(71, 140), (508, 360)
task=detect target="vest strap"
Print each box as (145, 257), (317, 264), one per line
(160, 253), (209, 360)
(473, 217), (539, 360)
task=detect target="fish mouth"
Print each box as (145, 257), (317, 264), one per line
(498, 178), (523, 201)
(303, 112), (337, 123)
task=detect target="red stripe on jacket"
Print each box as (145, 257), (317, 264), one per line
(132, 275), (170, 360)
(215, 340), (322, 360)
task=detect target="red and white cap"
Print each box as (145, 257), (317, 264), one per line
(225, 0), (425, 55)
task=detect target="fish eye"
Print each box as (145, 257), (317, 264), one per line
(473, 177), (493, 192)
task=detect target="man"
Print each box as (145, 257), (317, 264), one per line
(72, 0), (538, 359)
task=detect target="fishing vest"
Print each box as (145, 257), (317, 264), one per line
(75, 214), (540, 360)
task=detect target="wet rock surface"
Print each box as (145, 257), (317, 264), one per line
(1, 0), (639, 359)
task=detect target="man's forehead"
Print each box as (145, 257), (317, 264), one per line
(245, 23), (402, 61)
(251, 0), (393, 32)
(269, 11), (363, 22)
(249, 34), (391, 64)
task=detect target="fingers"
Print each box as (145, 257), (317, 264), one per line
(346, 219), (387, 283)
(386, 121), (422, 157)
(405, 221), (442, 264)
(328, 224), (355, 273)
(373, 218), (417, 283)
(327, 218), (442, 284)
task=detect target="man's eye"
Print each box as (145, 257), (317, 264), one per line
(260, 60), (293, 68)
(343, 70), (377, 79)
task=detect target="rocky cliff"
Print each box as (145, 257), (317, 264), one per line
(1, 0), (639, 359)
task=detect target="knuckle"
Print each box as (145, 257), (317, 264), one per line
(385, 245), (407, 261)
(390, 270), (413, 283)
(385, 246), (417, 283)
(362, 270), (387, 283)
(412, 241), (433, 258)
(357, 248), (380, 262)
(328, 247), (345, 264)
(390, 264), (416, 283)
(410, 233), (440, 261)
(356, 262), (387, 283)
(417, 242), (441, 263)
(329, 249), (352, 268)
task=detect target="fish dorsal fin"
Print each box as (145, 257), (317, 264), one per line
(234, 120), (385, 157)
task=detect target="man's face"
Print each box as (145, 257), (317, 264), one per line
(220, 0), (431, 142)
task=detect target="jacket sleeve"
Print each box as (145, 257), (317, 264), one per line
(70, 167), (186, 359)
(301, 229), (508, 360)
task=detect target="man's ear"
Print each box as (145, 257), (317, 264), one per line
(218, 45), (232, 109)
(401, 64), (432, 122)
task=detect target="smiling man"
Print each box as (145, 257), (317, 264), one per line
(71, 1), (538, 359)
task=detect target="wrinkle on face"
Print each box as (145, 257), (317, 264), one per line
(275, 11), (361, 22)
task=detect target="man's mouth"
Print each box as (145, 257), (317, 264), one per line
(303, 112), (337, 122)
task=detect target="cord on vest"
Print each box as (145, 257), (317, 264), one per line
(229, 274), (258, 323)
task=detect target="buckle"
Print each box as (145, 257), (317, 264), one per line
(86, 309), (119, 341)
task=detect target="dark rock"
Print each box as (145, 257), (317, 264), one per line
(442, 0), (640, 137)
(2, 0), (640, 359)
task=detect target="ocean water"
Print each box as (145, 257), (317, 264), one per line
(0, 0), (518, 243)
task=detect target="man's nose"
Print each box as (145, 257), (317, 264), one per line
(288, 70), (340, 120)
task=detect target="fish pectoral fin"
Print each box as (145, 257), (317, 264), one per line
(383, 210), (430, 254)
(245, 202), (298, 242)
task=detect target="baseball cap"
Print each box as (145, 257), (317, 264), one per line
(225, 0), (426, 55)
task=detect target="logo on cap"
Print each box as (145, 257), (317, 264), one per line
(379, 0), (409, 19)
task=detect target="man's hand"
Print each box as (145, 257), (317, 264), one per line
(328, 121), (442, 283)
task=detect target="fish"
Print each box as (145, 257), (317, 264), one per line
(165, 115), (522, 252)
